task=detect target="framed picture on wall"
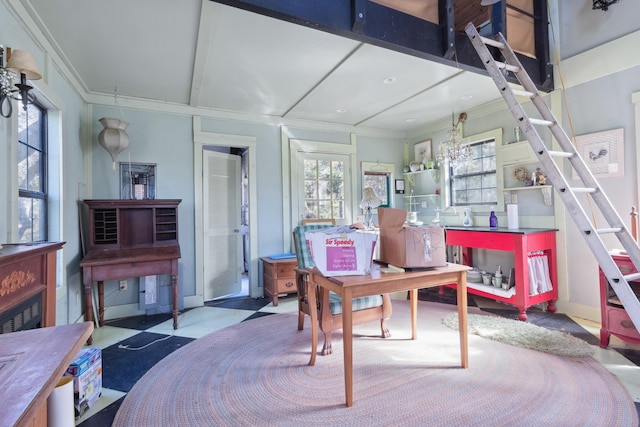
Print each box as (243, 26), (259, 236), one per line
(414, 139), (432, 164)
(573, 128), (624, 179)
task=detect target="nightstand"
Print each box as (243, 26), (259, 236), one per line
(260, 257), (297, 306)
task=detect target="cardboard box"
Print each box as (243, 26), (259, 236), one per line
(378, 208), (447, 268)
(64, 347), (102, 417)
(305, 227), (378, 276)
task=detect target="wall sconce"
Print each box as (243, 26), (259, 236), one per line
(0, 46), (42, 118)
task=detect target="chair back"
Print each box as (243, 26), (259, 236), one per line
(292, 224), (335, 269)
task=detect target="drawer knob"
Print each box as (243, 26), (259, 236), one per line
(285, 282), (294, 288)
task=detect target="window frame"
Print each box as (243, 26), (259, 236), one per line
(286, 137), (357, 235)
(17, 101), (48, 243)
(445, 128), (504, 213)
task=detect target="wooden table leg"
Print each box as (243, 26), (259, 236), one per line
(98, 280), (105, 327)
(83, 282), (94, 345)
(172, 272), (179, 330)
(342, 289), (353, 407)
(456, 272), (469, 368)
(409, 288), (418, 340)
(307, 277), (318, 366)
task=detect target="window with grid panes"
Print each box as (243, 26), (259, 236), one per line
(18, 102), (47, 242)
(449, 138), (497, 207)
(303, 158), (345, 221)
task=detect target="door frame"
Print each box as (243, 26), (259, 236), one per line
(280, 129), (357, 251)
(193, 117), (259, 302)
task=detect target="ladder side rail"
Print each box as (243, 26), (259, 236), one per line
(465, 27), (556, 167)
(478, 27), (640, 268)
(465, 22), (640, 331)
(465, 26), (599, 237)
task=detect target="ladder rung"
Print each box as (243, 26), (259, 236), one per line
(596, 228), (622, 235)
(512, 89), (535, 98)
(480, 36), (505, 49)
(529, 118), (554, 126)
(624, 273), (640, 283)
(548, 150), (575, 158)
(495, 61), (520, 73)
(572, 187), (598, 193)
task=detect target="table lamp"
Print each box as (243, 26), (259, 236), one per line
(360, 187), (382, 229)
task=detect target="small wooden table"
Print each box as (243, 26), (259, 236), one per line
(307, 262), (470, 407)
(0, 322), (93, 427)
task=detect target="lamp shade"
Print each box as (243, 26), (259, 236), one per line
(6, 50), (42, 80)
(98, 118), (129, 169)
(360, 187), (382, 209)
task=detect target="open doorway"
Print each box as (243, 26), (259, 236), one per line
(193, 121), (259, 306)
(202, 145), (249, 301)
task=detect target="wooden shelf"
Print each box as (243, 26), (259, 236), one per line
(504, 185), (553, 206)
(403, 169), (439, 186)
(86, 199), (180, 248)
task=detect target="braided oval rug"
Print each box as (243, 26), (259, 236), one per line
(113, 301), (637, 427)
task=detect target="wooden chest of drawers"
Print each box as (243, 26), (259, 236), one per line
(599, 253), (640, 347)
(260, 257), (297, 306)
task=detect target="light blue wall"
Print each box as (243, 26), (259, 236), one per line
(562, 65), (640, 308)
(53, 64), (90, 325)
(559, 1), (640, 58)
(90, 106), (196, 305)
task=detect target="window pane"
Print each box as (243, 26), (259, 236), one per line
(304, 160), (316, 179)
(304, 201), (318, 219)
(318, 201), (332, 218)
(27, 147), (42, 192)
(318, 180), (330, 199)
(332, 180), (344, 199)
(318, 160), (331, 179)
(18, 197), (45, 242)
(33, 198), (46, 241)
(482, 174), (496, 188)
(449, 139), (497, 207)
(17, 102), (47, 242)
(18, 143), (28, 188)
(483, 188), (497, 203)
(331, 161), (344, 179)
(332, 200), (345, 219)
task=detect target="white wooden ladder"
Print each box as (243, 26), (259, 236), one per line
(465, 22), (640, 331)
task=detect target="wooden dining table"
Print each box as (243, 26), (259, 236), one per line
(307, 262), (470, 407)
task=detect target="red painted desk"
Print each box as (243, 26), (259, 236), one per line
(445, 227), (558, 320)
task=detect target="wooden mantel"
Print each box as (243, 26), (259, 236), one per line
(0, 242), (65, 330)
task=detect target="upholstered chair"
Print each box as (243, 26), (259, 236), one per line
(292, 224), (392, 355)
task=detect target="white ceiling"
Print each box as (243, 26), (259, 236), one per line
(24, 0), (502, 135)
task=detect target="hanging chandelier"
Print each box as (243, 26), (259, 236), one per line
(436, 112), (471, 168)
